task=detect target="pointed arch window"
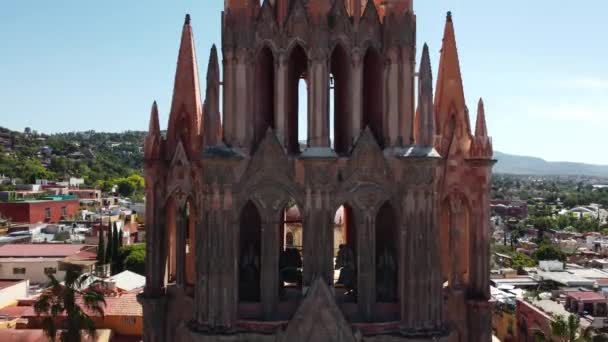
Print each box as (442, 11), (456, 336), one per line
(253, 46), (275, 150)
(362, 47), (384, 148)
(329, 44), (351, 154)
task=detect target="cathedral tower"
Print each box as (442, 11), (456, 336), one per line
(140, 3), (493, 342)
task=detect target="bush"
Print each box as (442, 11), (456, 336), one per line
(116, 244), (145, 275)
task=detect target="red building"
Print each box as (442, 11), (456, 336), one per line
(0, 196), (79, 224)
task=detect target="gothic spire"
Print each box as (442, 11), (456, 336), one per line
(475, 98), (488, 137)
(167, 14), (203, 156)
(417, 43), (435, 146)
(204, 45), (221, 147)
(144, 101), (161, 159)
(434, 11), (470, 137)
(148, 101), (160, 136)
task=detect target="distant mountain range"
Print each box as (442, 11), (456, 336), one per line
(494, 151), (608, 178)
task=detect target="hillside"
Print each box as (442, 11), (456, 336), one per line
(2, 126), (608, 181)
(0, 126), (146, 186)
(494, 151), (608, 178)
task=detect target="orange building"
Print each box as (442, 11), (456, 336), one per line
(22, 292), (142, 338)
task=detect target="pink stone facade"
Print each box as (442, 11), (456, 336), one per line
(139, 2), (493, 341)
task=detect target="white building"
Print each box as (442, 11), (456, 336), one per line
(0, 279), (28, 308)
(0, 244), (96, 285)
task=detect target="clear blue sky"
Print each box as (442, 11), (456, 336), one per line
(1, 1), (607, 164)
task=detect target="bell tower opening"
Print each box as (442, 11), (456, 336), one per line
(376, 202), (398, 303)
(330, 44), (351, 155)
(333, 204), (357, 304)
(253, 46), (275, 150)
(287, 44), (308, 154)
(362, 47), (384, 148)
(185, 198), (195, 288)
(239, 201), (262, 304)
(280, 201), (304, 302)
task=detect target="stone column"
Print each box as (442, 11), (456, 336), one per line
(223, 50), (236, 146)
(358, 210), (375, 321)
(401, 190), (417, 328)
(385, 48), (400, 147)
(469, 181), (491, 299)
(176, 204), (186, 288)
(234, 48), (251, 148)
(303, 189), (333, 288)
(450, 197), (463, 289)
(399, 47), (414, 145)
(350, 50), (363, 144)
(220, 185), (237, 328)
(138, 295), (167, 342)
(140, 174), (168, 342)
(206, 184), (223, 328)
(144, 176), (166, 296)
(260, 214), (279, 320)
(308, 52), (330, 148)
(400, 182), (446, 335)
(195, 192), (209, 327)
(275, 53), (288, 147)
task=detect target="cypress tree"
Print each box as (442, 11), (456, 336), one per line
(112, 224), (119, 263)
(96, 227), (105, 265)
(106, 222), (114, 265)
(115, 228), (125, 274)
(118, 229), (124, 249)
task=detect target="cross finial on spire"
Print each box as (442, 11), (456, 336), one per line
(447, 11), (452, 22)
(185, 14), (191, 25)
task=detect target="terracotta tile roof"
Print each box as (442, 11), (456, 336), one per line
(0, 329), (47, 342)
(0, 305), (31, 319)
(0, 329), (111, 342)
(104, 293), (142, 316)
(22, 292), (142, 318)
(596, 278), (608, 286)
(0, 244), (88, 258)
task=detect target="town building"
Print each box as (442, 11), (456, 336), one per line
(140, 1), (494, 342)
(0, 195), (79, 224)
(0, 244), (96, 284)
(68, 188), (102, 206)
(23, 292), (142, 338)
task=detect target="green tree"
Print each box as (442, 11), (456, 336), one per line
(116, 179), (135, 198)
(551, 314), (579, 342)
(111, 224), (120, 275)
(533, 243), (566, 262)
(106, 223), (113, 265)
(117, 244), (145, 275)
(548, 314), (608, 342)
(96, 229), (105, 265)
(33, 268), (106, 342)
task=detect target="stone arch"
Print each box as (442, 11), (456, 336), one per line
(184, 196), (196, 288)
(253, 44), (276, 150)
(164, 190), (194, 288)
(285, 41), (309, 153)
(331, 201), (359, 307)
(278, 195), (305, 302)
(362, 46), (385, 148)
(238, 200), (263, 303)
(329, 42), (352, 155)
(440, 190), (471, 288)
(375, 201), (399, 303)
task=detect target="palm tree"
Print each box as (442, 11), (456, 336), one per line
(34, 268), (106, 342)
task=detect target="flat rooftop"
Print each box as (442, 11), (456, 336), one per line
(0, 279), (26, 291)
(0, 244), (87, 258)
